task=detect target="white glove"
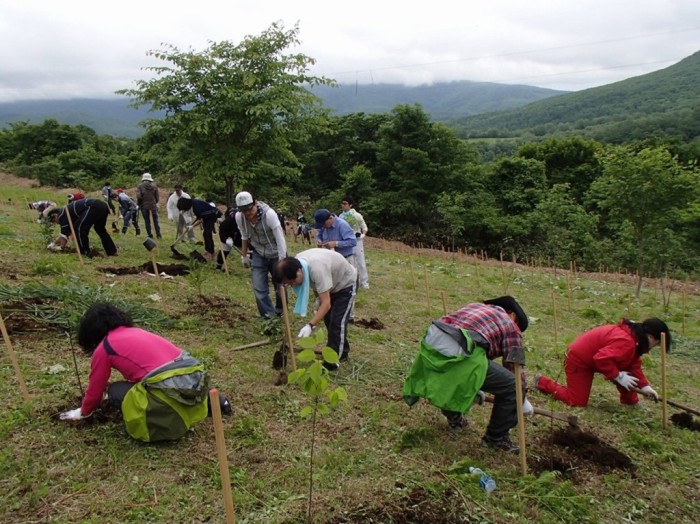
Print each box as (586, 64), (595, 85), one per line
(522, 398), (534, 416)
(241, 256), (251, 268)
(47, 242), (55, 249)
(640, 385), (660, 401)
(297, 323), (314, 338)
(59, 408), (84, 421)
(225, 238), (234, 247)
(614, 371), (639, 391)
(360, 233), (366, 239)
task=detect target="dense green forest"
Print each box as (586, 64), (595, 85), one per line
(1, 24), (698, 280)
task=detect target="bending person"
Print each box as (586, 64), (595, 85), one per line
(535, 318), (670, 408)
(59, 303), (230, 442)
(46, 198), (117, 257)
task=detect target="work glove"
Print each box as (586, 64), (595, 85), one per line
(614, 371), (639, 391)
(474, 390), (486, 405)
(360, 233), (366, 240)
(640, 385), (660, 401)
(59, 408), (84, 421)
(297, 323), (315, 339)
(225, 238), (234, 247)
(241, 255), (251, 268)
(522, 398), (534, 416)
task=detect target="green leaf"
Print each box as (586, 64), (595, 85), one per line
(316, 403), (329, 415)
(287, 369), (305, 384)
(300, 406), (313, 418)
(322, 346), (339, 364)
(334, 387), (348, 402)
(298, 337), (316, 349)
(297, 349), (316, 362)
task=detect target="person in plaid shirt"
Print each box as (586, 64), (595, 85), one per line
(403, 296), (530, 453)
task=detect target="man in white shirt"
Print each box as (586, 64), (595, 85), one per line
(166, 184), (196, 242)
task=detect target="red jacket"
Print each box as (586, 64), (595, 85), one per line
(567, 323), (649, 387)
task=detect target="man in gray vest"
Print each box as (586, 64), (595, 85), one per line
(235, 191), (287, 319)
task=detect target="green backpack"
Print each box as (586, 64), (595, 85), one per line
(108, 345), (210, 442)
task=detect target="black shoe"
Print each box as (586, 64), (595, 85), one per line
(157, 234), (162, 239)
(135, 229), (141, 236)
(220, 394), (233, 416)
(448, 415), (467, 432)
(322, 361), (339, 372)
(148, 235), (153, 239)
(481, 435), (519, 454)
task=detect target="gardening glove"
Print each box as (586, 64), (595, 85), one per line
(225, 238), (234, 248)
(59, 408), (84, 421)
(297, 323), (315, 339)
(640, 385), (660, 401)
(474, 390), (486, 405)
(241, 255), (251, 268)
(522, 398), (534, 416)
(614, 371), (639, 391)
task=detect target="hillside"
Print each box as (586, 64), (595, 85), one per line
(451, 50), (700, 142)
(0, 81), (565, 138)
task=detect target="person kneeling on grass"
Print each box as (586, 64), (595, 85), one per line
(59, 303), (231, 442)
(403, 296), (532, 454)
(534, 318), (670, 408)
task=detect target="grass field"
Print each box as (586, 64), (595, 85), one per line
(1, 175), (699, 523)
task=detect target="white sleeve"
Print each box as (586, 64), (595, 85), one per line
(266, 211), (288, 259)
(235, 212), (249, 240)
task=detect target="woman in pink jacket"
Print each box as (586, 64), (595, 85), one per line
(59, 303), (230, 439)
(535, 318), (671, 407)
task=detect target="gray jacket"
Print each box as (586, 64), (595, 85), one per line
(136, 181), (160, 211)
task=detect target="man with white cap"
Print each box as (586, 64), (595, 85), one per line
(136, 173), (161, 239)
(234, 191), (287, 319)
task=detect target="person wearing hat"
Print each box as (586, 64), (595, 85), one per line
(136, 173), (162, 239)
(273, 248), (357, 371)
(166, 184), (196, 243)
(28, 200), (56, 222)
(45, 198), (118, 257)
(403, 296), (531, 454)
(234, 191), (287, 318)
(67, 192), (85, 202)
(535, 318), (670, 408)
(313, 209), (357, 261)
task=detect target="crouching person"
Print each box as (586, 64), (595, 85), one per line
(59, 303), (230, 442)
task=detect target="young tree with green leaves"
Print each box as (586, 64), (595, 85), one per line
(118, 22), (335, 204)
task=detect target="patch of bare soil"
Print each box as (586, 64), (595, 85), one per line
(529, 427), (635, 477)
(0, 301), (51, 334)
(185, 295), (249, 322)
(324, 486), (472, 524)
(101, 263), (190, 276)
(354, 317), (385, 330)
(47, 398), (122, 426)
(671, 412), (700, 431)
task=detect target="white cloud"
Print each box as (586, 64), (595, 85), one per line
(0, 0), (698, 102)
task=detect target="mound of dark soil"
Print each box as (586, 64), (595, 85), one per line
(671, 412), (700, 431)
(531, 427), (635, 475)
(354, 317), (385, 330)
(325, 486), (472, 524)
(101, 263), (190, 276)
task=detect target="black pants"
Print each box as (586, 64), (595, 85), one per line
(324, 284), (355, 360)
(202, 216), (217, 254)
(442, 359), (517, 441)
(76, 200), (117, 256)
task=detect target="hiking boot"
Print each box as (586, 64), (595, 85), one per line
(220, 394), (233, 416)
(157, 234), (163, 240)
(135, 228), (141, 236)
(482, 435), (520, 454)
(448, 415), (468, 433)
(122, 227), (128, 234)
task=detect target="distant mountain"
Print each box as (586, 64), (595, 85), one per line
(0, 81), (566, 138)
(451, 50), (700, 142)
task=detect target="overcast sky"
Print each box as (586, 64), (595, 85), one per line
(1, 0), (699, 103)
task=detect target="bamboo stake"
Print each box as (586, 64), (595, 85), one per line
(279, 286), (297, 371)
(660, 332), (668, 430)
(514, 363), (527, 476)
(0, 312), (31, 404)
(148, 250), (169, 314)
(566, 272), (572, 312)
(682, 279), (687, 336)
(208, 389), (236, 524)
(551, 291), (558, 353)
(64, 205), (84, 265)
(408, 255), (416, 288)
(220, 244), (230, 276)
(423, 266), (432, 318)
(499, 252), (507, 294)
(231, 339), (270, 352)
(440, 290), (448, 316)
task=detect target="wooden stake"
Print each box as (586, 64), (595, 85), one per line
(208, 389), (236, 524)
(0, 313), (31, 404)
(64, 205), (84, 265)
(423, 266), (432, 318)
(682, 280), (687, 336)
(660, 332), (668, 430)
(440, 290), (448, 316)
(499, 252), (507, 294)
(566, 273), (572, 312)
(279, 286), (297, 371)
(408, 255), (416, 288)
(220, 245), (230, 276)
(551, 291), (558, 353)
(514, 363), (527, 476)
(231, 339), (270, 352)
(148, 250), (169, 315)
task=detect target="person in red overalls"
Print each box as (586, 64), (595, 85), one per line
(535, 318), (670, 407)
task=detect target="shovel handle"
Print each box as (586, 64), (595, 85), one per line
(633, 387), (700, 416)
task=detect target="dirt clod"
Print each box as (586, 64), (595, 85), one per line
(548, 426), (635, 472)
(354, 317), (385, 329)
(671, 412), (700, 431)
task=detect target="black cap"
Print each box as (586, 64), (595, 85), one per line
(484, 296), (528, 332)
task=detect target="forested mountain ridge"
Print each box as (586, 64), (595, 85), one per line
(451, 50), (700, 142)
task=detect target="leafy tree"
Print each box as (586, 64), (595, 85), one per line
(118, 22), (335, 205)
(591, 145), (698, 293)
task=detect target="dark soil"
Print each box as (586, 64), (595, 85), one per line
(324, 486), (472, 524)
(354, 317), (385, 330)
(184, 295), (249, 322)
(671, 412), (700, 431)
(47, 398), (122, 426)
(529, 426), (635, 477)
(101, 263), (190, 276)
